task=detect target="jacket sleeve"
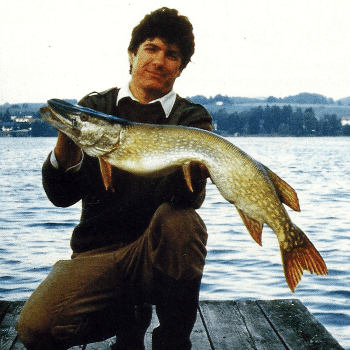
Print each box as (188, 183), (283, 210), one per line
(154, 102), (213, 209)
(42, 152), (85, 207)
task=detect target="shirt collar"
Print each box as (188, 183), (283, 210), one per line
(116, 84), (176, 118)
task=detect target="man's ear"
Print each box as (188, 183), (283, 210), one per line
(128, 51), (134, 66)
(128, 51), (135, 74)
(177, 68), (183, 77)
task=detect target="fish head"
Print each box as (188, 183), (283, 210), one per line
(40, 99), (129, 156)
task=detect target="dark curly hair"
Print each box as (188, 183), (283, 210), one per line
(128, 7), (195, 70)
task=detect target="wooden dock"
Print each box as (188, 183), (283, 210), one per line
(0, 299), (344, 349)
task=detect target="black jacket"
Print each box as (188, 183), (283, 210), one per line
(42, 87), (212, 253)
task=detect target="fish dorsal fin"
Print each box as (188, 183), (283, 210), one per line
(99, 157), (114, 192)
(266, 168), (300, 212)
(237, 208), (263, 246)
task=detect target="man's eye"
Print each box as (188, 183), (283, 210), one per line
(167, 51), (180, 60)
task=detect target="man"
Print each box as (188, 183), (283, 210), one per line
(16, 7), (212, 350)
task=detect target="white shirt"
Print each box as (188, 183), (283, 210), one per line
(117, 84), (176, 118)
(51, 85), (177, 171)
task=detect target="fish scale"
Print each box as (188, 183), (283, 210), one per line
(40, 98), (328, 292)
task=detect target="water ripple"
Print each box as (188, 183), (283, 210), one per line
(1, 137), (350, 349)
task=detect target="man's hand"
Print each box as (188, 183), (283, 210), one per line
(54, 132), (82, 171)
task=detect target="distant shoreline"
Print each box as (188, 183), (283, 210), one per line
(1, 95), (350, 137)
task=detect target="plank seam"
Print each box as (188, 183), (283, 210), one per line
(0, 302), (11, 326)
(197, 305), (215, 350)
(9, 335), (22, 350)
(255, 301), (290, 350)
(235, 301), (260, 350)
(1, 303), (24, 350)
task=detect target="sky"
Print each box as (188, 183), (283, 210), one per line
(1, 0), (350, 104)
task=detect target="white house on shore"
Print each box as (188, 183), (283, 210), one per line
(341, 116), (350, 126)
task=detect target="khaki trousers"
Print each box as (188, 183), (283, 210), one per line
(16, 203), (207, 350)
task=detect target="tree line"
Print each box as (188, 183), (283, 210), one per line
(189, 92), (345, 106)
(1, 100), (349, 137)
(212, 105), (350, 136)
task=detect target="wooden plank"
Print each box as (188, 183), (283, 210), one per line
(0, 301), (25, 350)
(2, 301), (26, 350)
(236, 300), (286, 350)
(199, 300), (256, 349)
(75, 337), (115, 349)
(0, 301), (11, 324)
(144, 306), (159, 350)
(257, 299), (344, 350)
(2, 300), (344, 350)
(144, 306), (211, 350)
(9, 336), (27, 350)
(189, 308), (212, 350)
(69, 306), (211, 349)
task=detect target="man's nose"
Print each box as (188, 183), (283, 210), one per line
(153, 51), (166, 68)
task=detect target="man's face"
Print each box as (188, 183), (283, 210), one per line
(129, 37), (182, 102)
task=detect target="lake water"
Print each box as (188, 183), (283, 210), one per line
(0, 136), (349, 349)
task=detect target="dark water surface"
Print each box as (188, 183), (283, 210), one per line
(0, 137), (349, 348)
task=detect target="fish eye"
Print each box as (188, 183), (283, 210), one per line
(80, 114), (89, 122)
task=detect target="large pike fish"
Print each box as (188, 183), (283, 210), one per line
(40, 99), (328, 292)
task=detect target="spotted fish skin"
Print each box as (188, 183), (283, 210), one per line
(41, 99), (328, 292)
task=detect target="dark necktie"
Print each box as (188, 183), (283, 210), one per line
(117, 97), (166, 124)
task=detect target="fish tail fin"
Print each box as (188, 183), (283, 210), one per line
(281, 224), (328, 292)
(237, 208), (263, 246)
(266, 167), (300, 212)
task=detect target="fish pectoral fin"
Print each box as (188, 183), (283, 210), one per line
(280, 224), (328, 293)
(266, 167), (300, 212)
(182, 161), (194, 192)
(98, 157), (114, 192)
(237, 208), (263, 246)
(182, 161), (210, 193)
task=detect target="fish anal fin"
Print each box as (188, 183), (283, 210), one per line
(266, 168), (300, 212)
(281, 225), (328, 293)
(237, 209), (263, 246)
(99, 157), (114, 192)
(182, 161), (194, 192)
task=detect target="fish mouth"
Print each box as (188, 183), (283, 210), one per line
(40, 106), (68, 125)
(46, 99), (83, 128)
(40, 102), (81, 137)
(40, 103), (73, 125)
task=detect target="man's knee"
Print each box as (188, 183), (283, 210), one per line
(150, 203), (208, 280)
(16, 310), (58, 350)
(153, 203), (207, 245)
(16, 274), (71, 350)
